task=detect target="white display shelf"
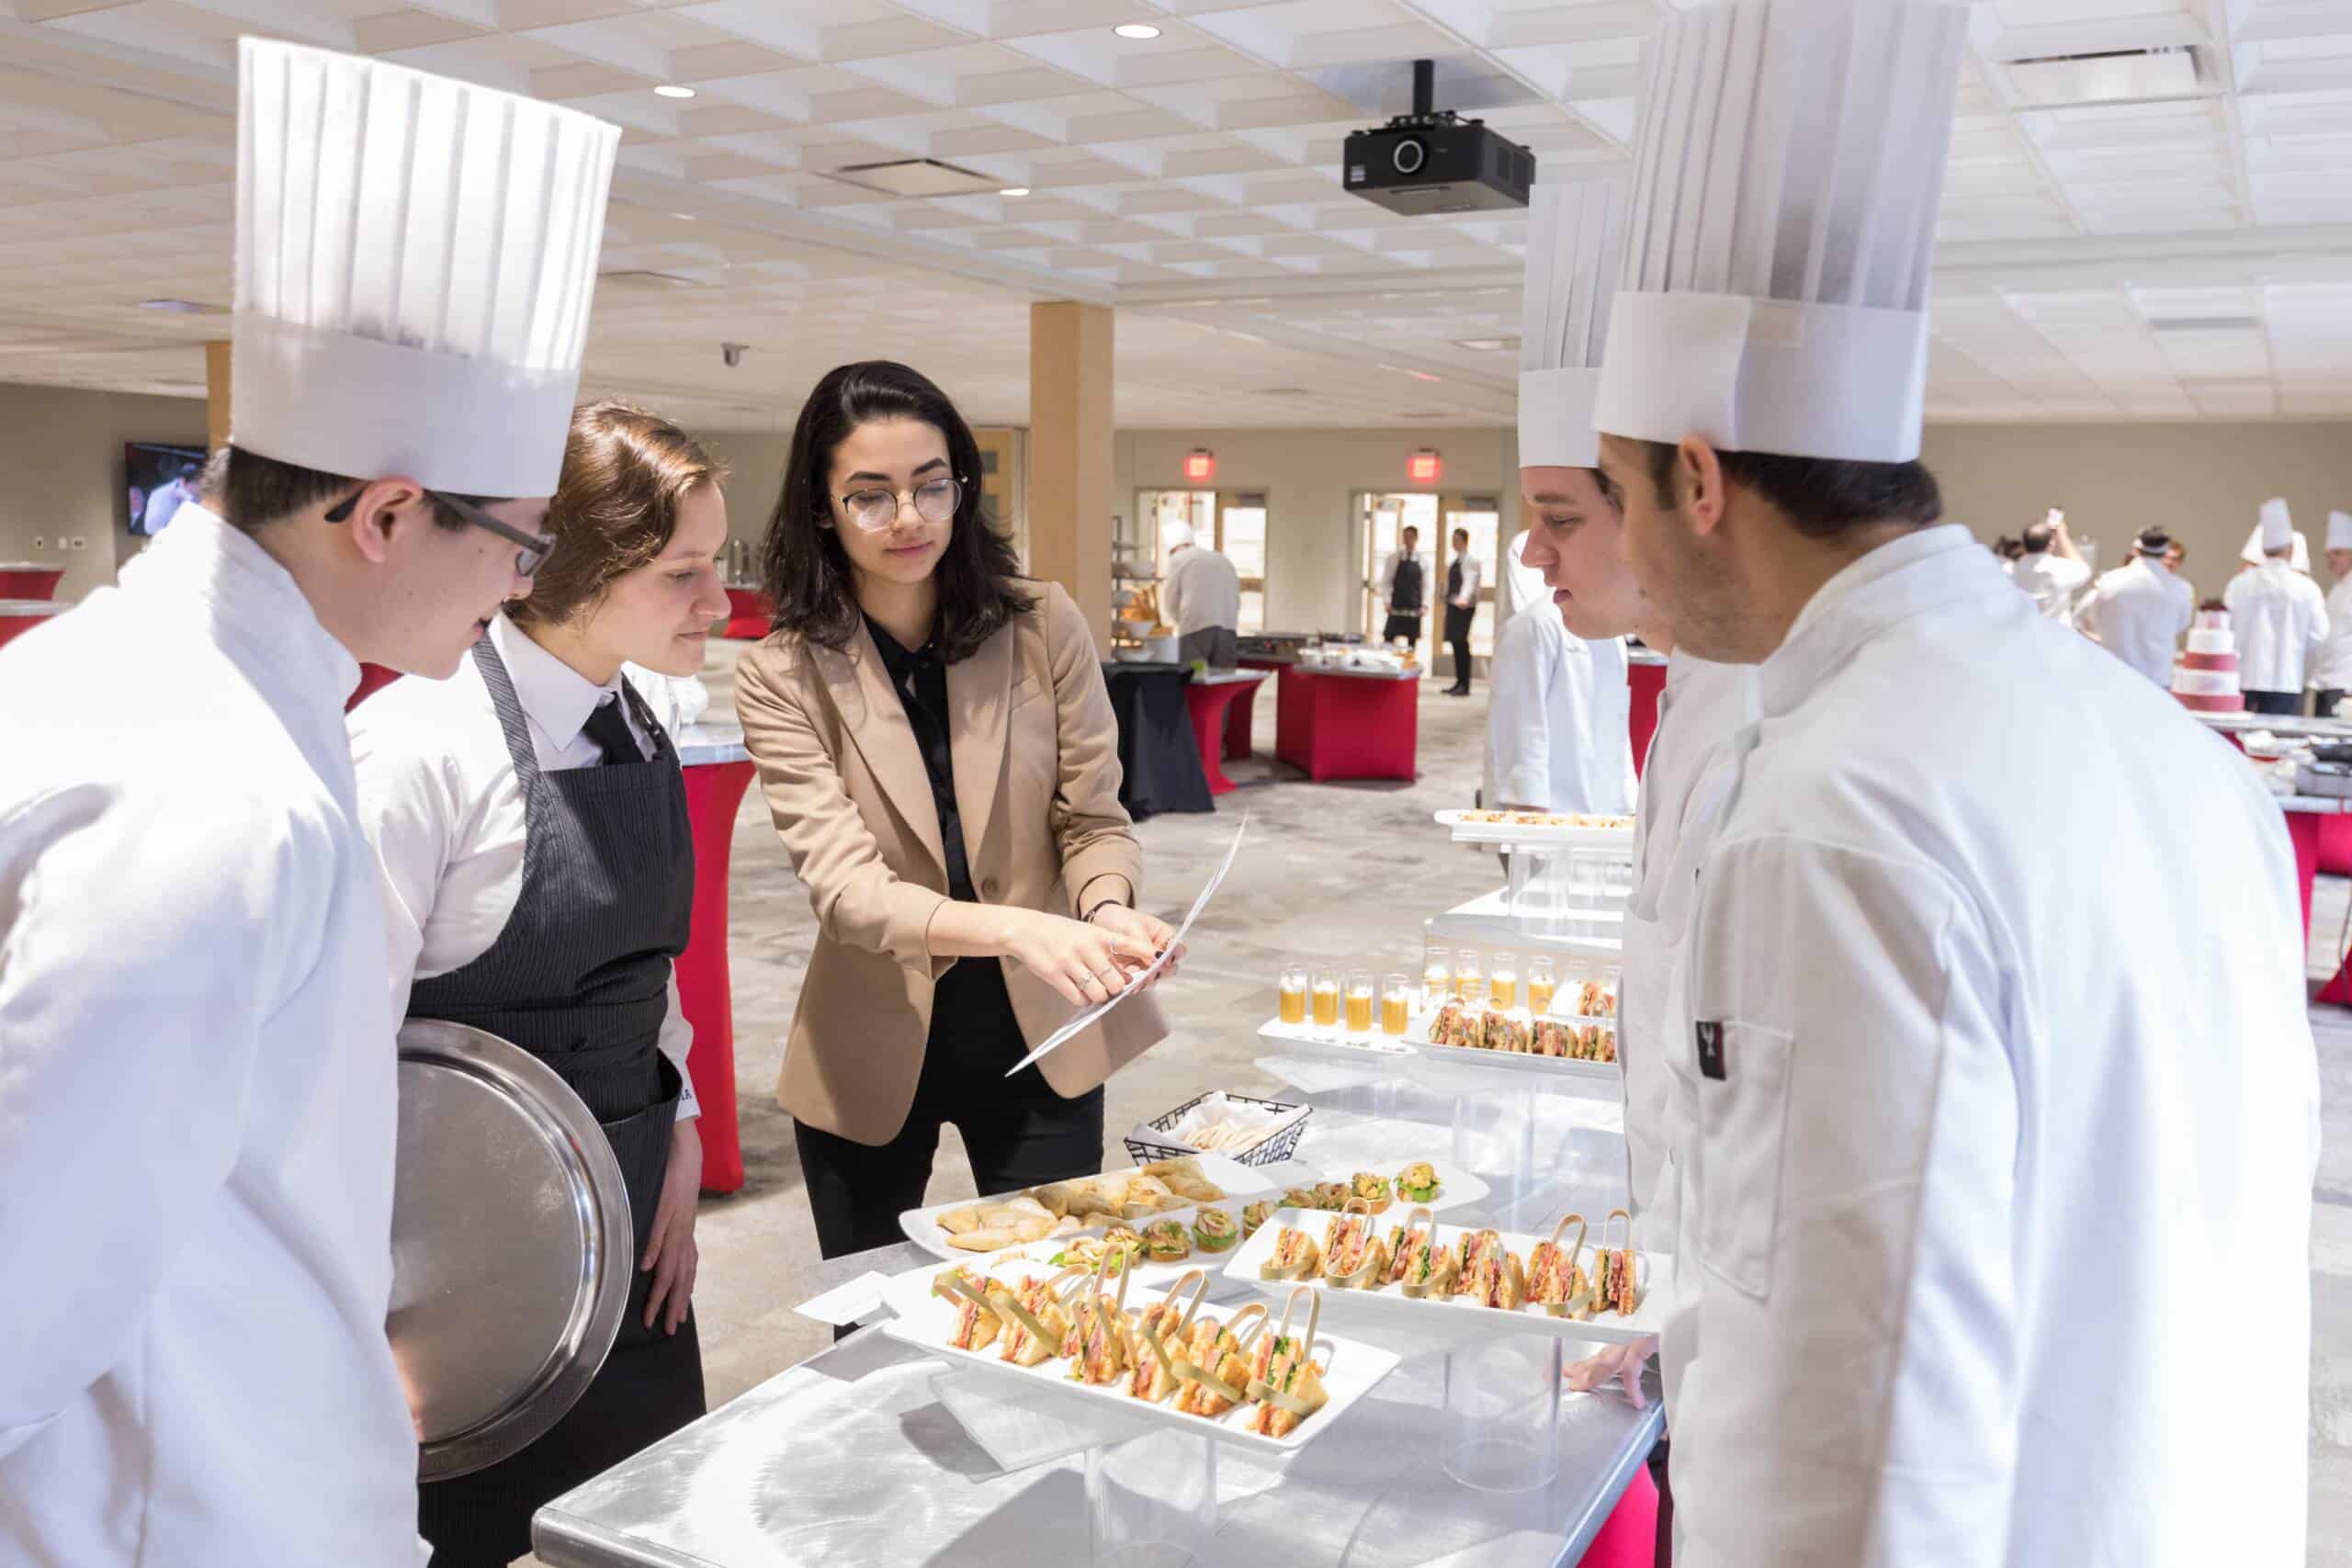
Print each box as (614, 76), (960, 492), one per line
(1426, 887), (1626, 956)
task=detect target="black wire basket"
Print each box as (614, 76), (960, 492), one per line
(1125, 1090), (1310, 1168)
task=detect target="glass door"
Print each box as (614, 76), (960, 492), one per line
(1357, 491), (1442, 659)
(1218, 491), (1267, 635)
(1440, 493), (1504, 662)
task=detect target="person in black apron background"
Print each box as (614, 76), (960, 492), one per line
(348, 402), (734, 1567)
(1443, 525), (1483, 695)
(1379, 523), (1427, 647)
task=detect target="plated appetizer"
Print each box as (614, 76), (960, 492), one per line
(1526, 1214), (1590, 1319)
(1125, 1271), (1204, 1404)
(1245, 1287), (1331, 1438)
(1260, 1224), (1322, 1281)
(1240, 1201), (1274, 1239)
(1350, 1170), (1393, 1214)
(1193, 1206), (1240, 1254)
(933, 1158), (1227, 1248)
(1396, 1161), (1441, 1204)
(1141, 1219), (1193, 1263)
(1453, 1229), (1526, 1311)
(1170, 1303), (1268, 1419)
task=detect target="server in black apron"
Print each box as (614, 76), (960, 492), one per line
(1380, 524), (1428, 646)
(349, 402), (733, 1567)
(1443, 525), (1483, 694)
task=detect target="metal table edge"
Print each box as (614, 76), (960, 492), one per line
(1551, 1396), (1666, 1565)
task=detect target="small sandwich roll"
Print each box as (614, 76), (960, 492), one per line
(1320, 1198), (1392, 1291)
(1128, 1269), (1207, 1404)
(1526, 1213), (1590, 1320)
(1594, 1208), (1641, 1317)
(1385, 1206), (1457, 1300)
(1245, 1286), (1333, 1439)
(1259, 1223), (1323, 1282)
(1172, 1302), (1269, 1418)
(1067, 1251), (1136, 1385)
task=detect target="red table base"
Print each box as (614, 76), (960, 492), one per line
(1182, 680), (1262, 796)
(722, 587), (773, 642)
(0, 611), (64, 650)
(678, 759), (755, 1193)
(1229, 660), (1284, 760)
(1576, 1464), (1659, 1568)
(0, 567), (63, 600)
(1629, 659), (1667, 779)
(1273, 667), (1419, 783)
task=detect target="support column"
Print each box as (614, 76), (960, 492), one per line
(1027, 300), (1114, 652)
(204, 340), (232, 451)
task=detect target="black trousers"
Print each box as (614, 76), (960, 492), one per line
(2315, 688), (2343, 719)
(1444, 604), (1476, 691)
(1381, 612), (1422, 646)
(795, 956), (1105, 1266)
(2245, 689), (2301, 716)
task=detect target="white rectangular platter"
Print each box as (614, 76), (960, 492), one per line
(899, 1155), (1275, 1261)
(1433, 809), (1636, 849)
(1219, 1207), (1671, 1347)
(877, 1257), (1401, 1457)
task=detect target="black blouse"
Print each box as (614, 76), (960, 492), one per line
(865, 615), (976, 904)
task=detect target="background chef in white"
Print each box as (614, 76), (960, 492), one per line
(1591, 4), (2318, 1564)
(2004, 508), (2090, 622)
(2225, 498), (2329, 716)
(2076, 525), (2193, 685)
(0, 39), (616, 1568)
(2311, 509), (2352, 717)
(1484, 530), (1633, 816)
(350, 402), (729, 1565)
(1159, 519), (1241, 669)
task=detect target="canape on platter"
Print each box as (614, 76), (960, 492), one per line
(1170, 1303), (1269, 1419)
(1453, 1228), (1527, 1311)
(1126, 1269), (1208, 1404)
(1384, 1206), (1457, 1299)
(1525, 1213), (1590, 1319)
(1245, 1286), (1332, 1439)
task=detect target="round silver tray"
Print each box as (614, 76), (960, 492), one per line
(390, 1019), (632, 1481)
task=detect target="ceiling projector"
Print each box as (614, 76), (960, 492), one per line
(1343, 59), (1534, 216)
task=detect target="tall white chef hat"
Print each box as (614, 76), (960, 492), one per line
(1592, 0), (1971, 464)
(2330, 511), (2352, 553)
(1519, 175), (1630, 471)
(2242, 503), (2310, 570)
(1161, 520), (1196, 552)
(232, 38), (620, 500)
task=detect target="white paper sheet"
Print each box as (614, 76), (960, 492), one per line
(796, 1270), (897, 1327)
(1001, 816), (1250, 1078)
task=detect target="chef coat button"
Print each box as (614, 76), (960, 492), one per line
(981, 878), (1000, 897)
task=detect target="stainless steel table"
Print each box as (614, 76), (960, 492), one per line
(536, 1228), (1663, 1566)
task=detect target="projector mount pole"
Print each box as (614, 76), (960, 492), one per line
(1412, 58), (1433, 120)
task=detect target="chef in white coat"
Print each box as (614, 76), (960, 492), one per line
(2077, 525), (2193, 684)
(0, 39), (618, 1567)
(1159, 520), (1242, 669)
(1590, 4), (2317, 1563)
(2225, 498), (2329, 716)
(1484, 530), (1634, 814)
(2004, 509), (2089, 621)
(2311, 509), (2352, 717)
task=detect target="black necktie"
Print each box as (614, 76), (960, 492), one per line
(582, 696), (642, 765)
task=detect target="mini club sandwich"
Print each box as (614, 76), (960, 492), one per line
(1453, 1228), (1526, 1311)
(1259, 1224), (1322, 1281)
(1384, 1207), (1457, 1299)
(1171, 1303), (1268, 1419)
(993, 1268), (1083, 1368)
(1319, 1199), (1391, 1290)
(1526, 1213), (1590, 1319)
(1589, 1208), (1640, 1318)
(1066, 1253), (1135, 1386)
(934, 1266), (1003, 1352)
(1126, 1270), (1206, 1404)
(1245, 1287), (1331, 1439)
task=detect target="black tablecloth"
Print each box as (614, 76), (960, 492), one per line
(1098, 663), (1212, 819)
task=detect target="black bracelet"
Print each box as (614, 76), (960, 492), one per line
(1081, 898), (1127, 924)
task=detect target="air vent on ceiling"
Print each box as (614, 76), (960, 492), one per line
(1999, 45), (2218, 108)
(2149, 314), (2262, 333)
(598, 269), (708, 290)
(1259, 386), (1311, 397)
(826, 158), (1002, 197)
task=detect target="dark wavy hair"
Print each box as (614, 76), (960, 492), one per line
(761, 360), (1034, 661)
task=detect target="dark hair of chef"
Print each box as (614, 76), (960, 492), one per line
(1632, 441), (1944, 538)
(760, 360), (1032, 660)
(510, 400), (725, 627)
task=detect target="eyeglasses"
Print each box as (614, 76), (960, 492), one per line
(324, 487), (560, 577)
(835, 476), (964, 534)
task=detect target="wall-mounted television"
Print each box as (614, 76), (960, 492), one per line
(126, 442), (206, 536)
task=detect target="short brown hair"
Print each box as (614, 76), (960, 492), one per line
(1635, 441), (1942, 538)
(509, 400), (726, 628)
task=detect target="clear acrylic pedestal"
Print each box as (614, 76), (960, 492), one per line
(1086, 1427), (1218, 1568)
(1451, 1089), (1541, 1230)
(1442, 1333), (1564, 1493)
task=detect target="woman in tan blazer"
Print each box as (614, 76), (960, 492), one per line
(735, 360), (1177, 1259)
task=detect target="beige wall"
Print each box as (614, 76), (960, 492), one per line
(1111, 426), (1523, 636)
(0, 382), (209, 602)
(1921, 421), (2352, 598)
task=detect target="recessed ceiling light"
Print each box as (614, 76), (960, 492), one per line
(999, 186), (1031, 197)
(654, 84), (695, 99)
(1114, 23), (1162, 40)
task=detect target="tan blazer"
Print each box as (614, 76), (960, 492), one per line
(733, 580), (1169, 1145)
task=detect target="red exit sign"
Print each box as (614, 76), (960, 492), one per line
(1408, 449), (1442, 483)
(1184, 448), (1215, 481)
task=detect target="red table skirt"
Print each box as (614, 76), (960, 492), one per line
(0, 609), (65, 650)
(1273, 667), (1419, 783)
(1628, 659), (1667, 778)
(678, 759), (756, 1193)
(722, 587), (773, 642)
(0, 568), (63, 600)
(1577, 1464), (1659, 1567)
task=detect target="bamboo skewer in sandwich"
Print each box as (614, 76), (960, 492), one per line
(1384, 1206), (1457, 1299)
(992, 1266), (1086, 1368)
(1245, 1286), (1333, 1438)
(1171, 1303), (1269, 1419)
(1453, 1228), (1527, 1311)
(1127, 1269), (1208, 1404)
(1320, 1198), (1392, 1290)
(1589, 1208), (1641, 1317)
(1525, 1213), (1590, 1319)
(1067, 1250), (1136, 1386)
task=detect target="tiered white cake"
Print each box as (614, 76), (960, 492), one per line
(2173, 610), (2244, 713)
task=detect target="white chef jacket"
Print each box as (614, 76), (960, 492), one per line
(0, 505), (422, 1566)
(2077, 554), (2192, 685)
(2224, 558), (2330, 694)
(1376, 547), (1429, 612)
(1618, 652), (1756, 1235)
(1161, 545), (1240, 637)
(1481, 604), (1634, 814)
(1658, 525), (2315, 1567)
(2312, 577), (2352, 694)
(346, 615), (699, 1122)
(2004, 549), (2089, 622)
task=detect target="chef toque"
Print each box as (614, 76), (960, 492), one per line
(1592, 0), (1971, 464)
(1519, 175), (1630, 471)
(2239, 525), (2312, 572)
(2330, 511), (2352, 553)
(1160, 520), (1195, 552)
(232, 38), (620, 500)
(2260, 498), (2294, 553)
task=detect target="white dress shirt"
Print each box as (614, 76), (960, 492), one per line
(2005, 549), (2089, 622)
(1659, 525), (2313, 1567)
(1162, 545), (1240, 637)
(0, 504), (422, 1566)
(2225, 558), (2331, 694)
(1447, 551), (1485, 608)
(2078, 554), (2193, 685)
(2312, 578), (2352, 694)
(348, 615), (699, 1122)
(1481, 604), (1634, 814)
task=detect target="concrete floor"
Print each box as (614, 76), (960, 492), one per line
(530, 639), (2352, 1563)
